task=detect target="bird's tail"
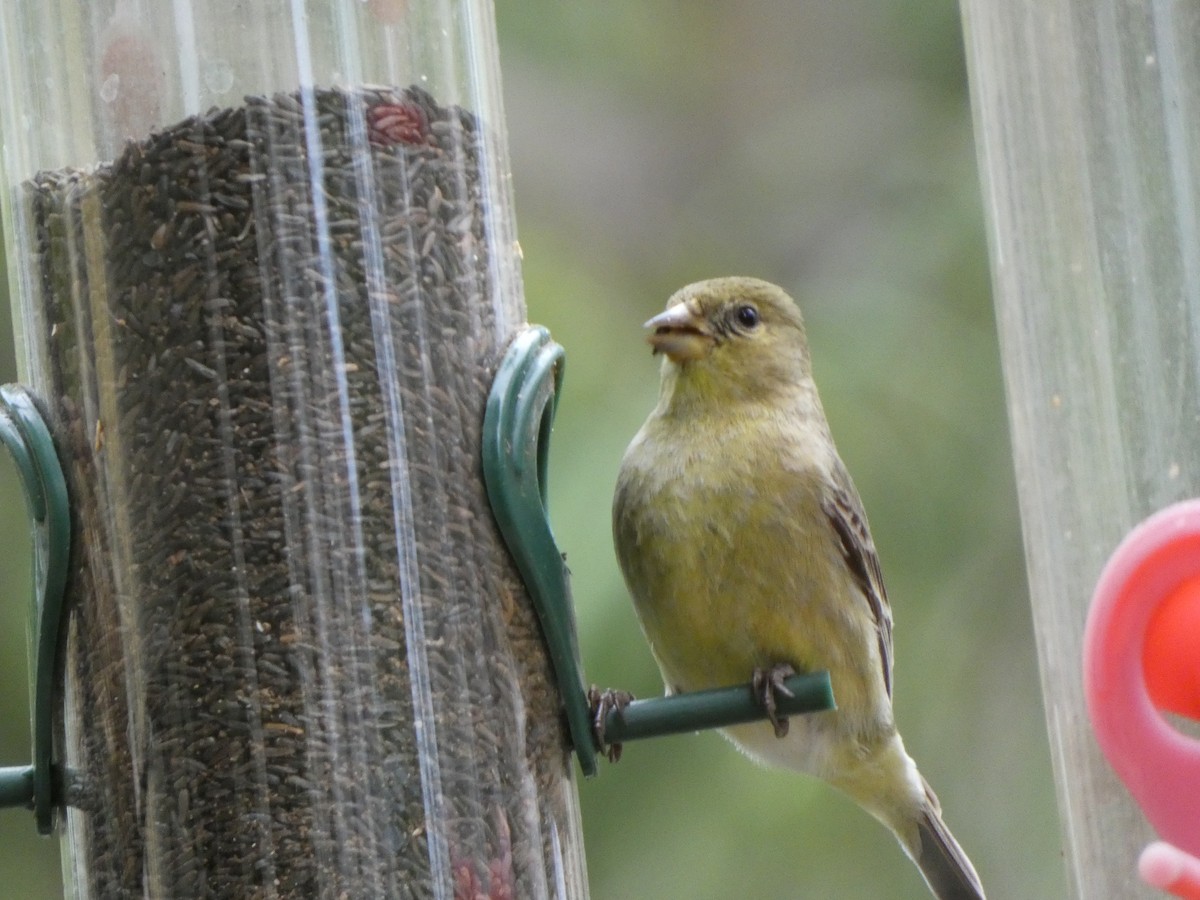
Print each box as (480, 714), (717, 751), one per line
(912, 777), (985, 900)
(829, 735), (985, 900)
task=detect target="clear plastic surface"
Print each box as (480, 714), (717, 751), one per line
(960, 2), (1200, 897)
(0, 2), (588, 898)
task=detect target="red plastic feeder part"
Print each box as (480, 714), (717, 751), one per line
(1084, 498), (1200, 887)
(1143, 574), (1200, 721)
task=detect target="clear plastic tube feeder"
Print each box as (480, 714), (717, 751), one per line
(0, 2), (588, 897)
(961, 2), (1200, 897)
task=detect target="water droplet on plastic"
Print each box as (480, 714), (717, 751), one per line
(100, 73), (121, 103)
(203, 58), (234, 95)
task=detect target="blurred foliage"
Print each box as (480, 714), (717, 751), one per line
(0, 1), (1064, 897)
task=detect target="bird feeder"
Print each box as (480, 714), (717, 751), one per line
(0, 2), (589, 896)
(961, 1), (1200, 896)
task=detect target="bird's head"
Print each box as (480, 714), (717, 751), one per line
(646, 277), (813, 403)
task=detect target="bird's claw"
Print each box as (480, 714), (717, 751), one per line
(752, 663), (797, 738)
(587, 686), (634, 763)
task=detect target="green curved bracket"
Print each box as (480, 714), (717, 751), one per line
(483, 326), (836, 778)
(0, 383), (70, 834)
(483, 326), (599, 775)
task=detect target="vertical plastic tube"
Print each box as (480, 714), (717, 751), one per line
(0, 2), (588, 898)
(959, 2), (1200, 897)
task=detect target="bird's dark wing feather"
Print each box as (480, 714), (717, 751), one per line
(821, 471), (894, 696)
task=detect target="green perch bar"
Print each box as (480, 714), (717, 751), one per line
(0, 767), (35, 810)
(600, 671), (834, 745)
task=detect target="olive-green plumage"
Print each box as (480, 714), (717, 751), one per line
(612, 277), (984, 900)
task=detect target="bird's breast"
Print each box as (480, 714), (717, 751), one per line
(613, 414), (854, 693)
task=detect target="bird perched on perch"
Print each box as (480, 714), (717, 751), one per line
(610, 277), (985, 900)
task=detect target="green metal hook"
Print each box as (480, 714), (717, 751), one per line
(0, 383), (70, 834)
(482, 326), (835, 778)
(483, 326), (600, 775)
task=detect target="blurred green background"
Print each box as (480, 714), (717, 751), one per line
(0, 1), (1065, 897)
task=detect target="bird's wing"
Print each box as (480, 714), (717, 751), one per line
(821, 470), (894, 697)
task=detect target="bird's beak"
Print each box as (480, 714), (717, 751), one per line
(644, 303), (713, 362)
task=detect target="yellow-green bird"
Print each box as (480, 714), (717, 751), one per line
(611, 277), (985, 900)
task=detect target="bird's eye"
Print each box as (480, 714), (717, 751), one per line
(734, 304), (760, 330)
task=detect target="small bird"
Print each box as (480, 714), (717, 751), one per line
(611, 277), (985, 899)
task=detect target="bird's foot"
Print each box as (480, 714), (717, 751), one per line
(587, 686), (635, 763)
(752, 663), (797, 738)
